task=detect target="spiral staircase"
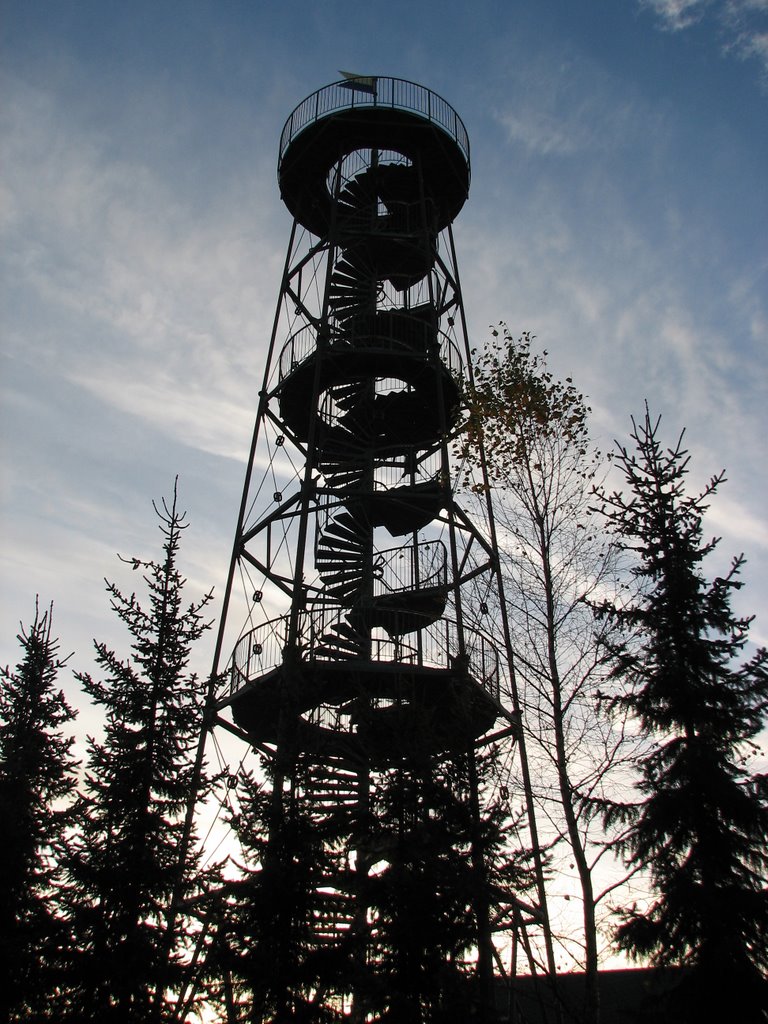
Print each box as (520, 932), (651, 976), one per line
(214, 79), (512, 1011)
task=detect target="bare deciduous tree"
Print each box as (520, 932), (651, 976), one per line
(460, 326), (637, 1024)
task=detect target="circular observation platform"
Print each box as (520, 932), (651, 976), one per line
(223, 660), (499, 764)
(278, 342), (462, 451)
(278, 78), (471, 237)
(219, 616), (504, 763)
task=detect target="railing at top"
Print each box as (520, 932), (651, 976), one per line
(279, 78), (470, 176)
(372, 540), (447, 596)
(227, 612), (501, 705)
(277, 324), (465, 385)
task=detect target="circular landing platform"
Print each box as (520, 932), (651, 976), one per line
(223, 660), (499, 763)
(278, 79), (470, 237)
(278, 344), (461, 450)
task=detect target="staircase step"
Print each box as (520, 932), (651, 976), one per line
(333, 621), (367, 642)
(308, 768), (358, 783)
(318, 583), (363, 600)
(327, 584), (360, 601)
(317, 539), (364, 556)
(314, 645), (356, 660)
(316, 559), (363, 573)
(319, 633), (362, 653)
(330, 510), (366, 532)
(321, 528), (364, 548)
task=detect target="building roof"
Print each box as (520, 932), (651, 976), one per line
(495, 968), (683, 1024)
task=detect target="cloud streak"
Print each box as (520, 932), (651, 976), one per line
(1, 2), (766, 716)
(642, 0), (715, 31)
(641, 0), (768, 79)
(1, 70), (288, 464)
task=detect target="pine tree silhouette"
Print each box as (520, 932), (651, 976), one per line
(0, 602), (78, 1021)
(594, 409), (768, 1022)
(67, 485), (213, 1021)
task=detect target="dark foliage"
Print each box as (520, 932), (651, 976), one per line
(66, 486), (213, 1021)
(0, 603), (78, 1021)
(593, 408), (768, 1022)
(209, 744), (531, 1023)
(212, 767), (339, 1023)
(366, 757), (482, 1022)
(365, 749), (531, 1023)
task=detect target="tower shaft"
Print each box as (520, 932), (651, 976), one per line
(209, 78), (538, 1021)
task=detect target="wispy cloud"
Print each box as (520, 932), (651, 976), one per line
(1, 71), (285, 460)
(0, 67), (283, 676)
(641, 0), (715, 31)
(641, 0), (768, 79)
(492, 55), (646, 159)
(707, 494), (768, 552)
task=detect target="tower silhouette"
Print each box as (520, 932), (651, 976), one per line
(208, 76), (549, 1021)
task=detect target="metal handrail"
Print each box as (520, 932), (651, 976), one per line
(277, 324), (464, 387)
(229, 616), (288, 696)
(228, 612), (500, 704)
(373, 540), (447, 596)
(279, 78), (470, 175)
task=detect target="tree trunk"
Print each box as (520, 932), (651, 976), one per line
(540, 518), (600, 1024)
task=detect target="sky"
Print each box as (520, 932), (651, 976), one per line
(2, 0), (767, 734)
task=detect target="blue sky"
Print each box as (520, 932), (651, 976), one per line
(2, 0), (767, 721)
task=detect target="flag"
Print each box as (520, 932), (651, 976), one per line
(339, 70), (377, 96)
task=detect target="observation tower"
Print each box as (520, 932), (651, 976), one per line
(209, 76), (542, 1021)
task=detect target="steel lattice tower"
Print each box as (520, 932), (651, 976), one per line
(205, 77), (554, 1021)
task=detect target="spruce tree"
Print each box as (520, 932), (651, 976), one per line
(67, 486), (213, 1021)
(595, 409), (768, 1022)
(366, 750), (518, 1024)
(0, 603), (78, 1021)
(212, 767), (335, 1023)
(210, 746), (528, 1024)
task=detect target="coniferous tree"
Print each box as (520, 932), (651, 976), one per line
(212, 766), (334, 1023)
(210, 745), (531, 1024)
(67, 486), (213, 1022)
(0, 603), (78, 1021)
(366, 757), (480, 1022)
(594, 409), (768, 1022)
(367, 748), (530, 1024)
